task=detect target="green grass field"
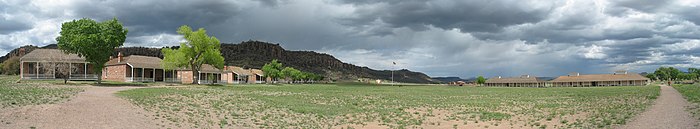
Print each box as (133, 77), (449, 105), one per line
(673, 84), (700, 120)
(0, 76), (83, 108)
(118, 84), (659, 129)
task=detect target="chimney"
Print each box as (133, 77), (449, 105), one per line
(498, 76), (502, 79)
(568, 72), (579, 76)
(614, 70), (627, 75)
(19, 48), (25, 56)
(117, 52), (123, 63)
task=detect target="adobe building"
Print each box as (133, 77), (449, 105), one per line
(549, 71), (649, 87)
(484, 75), (549, 87)
(20, 49), (98, 80)
(221, 66), (271, 84)
(222, 66), (251, 84)
(194, 64), (225, 84)
(249, 69), (271, 83)
(103, 52), (225, 84)
(103, 53), (178, 83)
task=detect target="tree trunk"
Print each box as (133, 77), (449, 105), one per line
(191, 63), (199, 85)
(97, 71), (102, 84)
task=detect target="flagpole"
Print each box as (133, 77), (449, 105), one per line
(392, 61), (395, 86)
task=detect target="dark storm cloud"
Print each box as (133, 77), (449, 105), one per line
(2, 0), (700, 78)
(601, 37), (680, 64)
(608, 0), (672, 13)
(70, 0), (241, 37)
(0, 1), (33, 34)
(0, 18), (32, 34)
(337, 0), (555, 33)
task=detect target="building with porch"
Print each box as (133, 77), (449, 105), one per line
(103, 53), (179, 83)
(484, 75), (549, 87)
(249, 69), (271, 83)
(103, 53), (227, 84)
(222, 66), (251, 84)
(20, 49), (98, 80)
(192, 64), (226, 84)
(549, 72), (649, 87)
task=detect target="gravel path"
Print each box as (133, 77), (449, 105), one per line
(619, 85), (699, 129)
(0, 86), (160, 129)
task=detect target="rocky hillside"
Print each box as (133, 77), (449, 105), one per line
(0, 41), (439, 83)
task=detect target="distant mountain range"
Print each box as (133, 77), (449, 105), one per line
(431, 77), (476, 83)
(0, 41), (440, 83)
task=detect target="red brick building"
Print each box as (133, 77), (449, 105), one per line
(103, 53), (179, 83)
(221, 66), (271, 84)
(103, 53), (226, 84)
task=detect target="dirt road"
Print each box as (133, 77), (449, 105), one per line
(0, 86), (160, 129)
(619, 85), (699, 129)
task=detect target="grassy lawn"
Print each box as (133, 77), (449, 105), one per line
(672, 84), (700, 120)
(118, 84), (659, 129)
(0, 75), (83, 108)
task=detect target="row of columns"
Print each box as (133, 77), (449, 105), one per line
(21, 62), (91, 79)
(484, 80), (649, 87)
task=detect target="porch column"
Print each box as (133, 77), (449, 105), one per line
(20, 61), (23, 78)
(52, 63), (56, 79)
(35, 62), (38, 78)
(152, 68), (155, 82)
(141, 68), (145, 82)
(68, 63), (72, 79)
(130, 67), (134, 82)
(84, 63), (87, 78)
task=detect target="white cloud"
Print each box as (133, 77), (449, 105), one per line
(581, 45), (608, 59)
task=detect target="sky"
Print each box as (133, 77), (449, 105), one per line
(2, 0), (700, 78)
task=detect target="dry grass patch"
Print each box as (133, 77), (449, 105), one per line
(118, 84), (659, 128)
(0, 75), (83, 109)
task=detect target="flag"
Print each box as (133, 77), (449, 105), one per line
(392, 62), (396, 65)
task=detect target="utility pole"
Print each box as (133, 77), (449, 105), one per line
(392, 61), (396, 86)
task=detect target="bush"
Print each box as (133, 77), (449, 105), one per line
(2, 56), (20, 75)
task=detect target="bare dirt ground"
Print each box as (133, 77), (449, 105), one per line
(0, 86), (160, 129)
(619, 85), (700, 129)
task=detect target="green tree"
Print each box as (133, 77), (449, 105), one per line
(678, 73), (697, 80)
(645, 73), (657, 81)
(262, 59), (283, 83)
(689, 68), (700, 80)
(300, 72), (314, 83)
(476, 76), (486, 85)
(1, 57), (20, 75)
(161, 25), (224, 84)
(281, 67), (301, 83)
(654, 67), (681, 81)
(56, 18), (128, 84)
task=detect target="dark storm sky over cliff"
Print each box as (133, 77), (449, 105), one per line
(2, 0), (700, 78)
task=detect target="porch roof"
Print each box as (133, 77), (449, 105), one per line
(20, 49), (87, 63)
(225, 66), (251, 76)
(106, 55), (163, 69)
(550, 73), (649, 82)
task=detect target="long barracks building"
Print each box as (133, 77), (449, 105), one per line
(485, 71), (650, 87)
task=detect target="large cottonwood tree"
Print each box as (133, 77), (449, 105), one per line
(261, 59), (283, 83)
(161, 25), (224, 84)
(56, 18), (128, 84)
